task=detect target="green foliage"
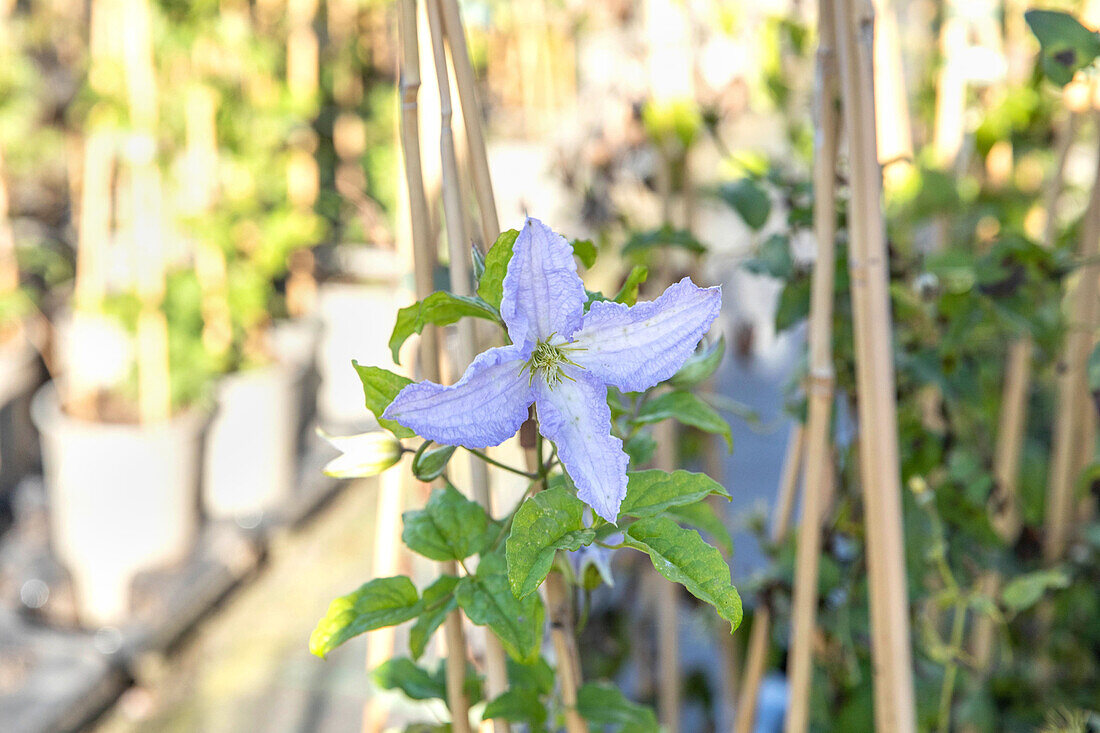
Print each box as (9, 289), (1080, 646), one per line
(389, 291), (501, 363)
(634, 391), (734, 450)
(621, 225), (706, 256)
(411, 443), (457, 482)
(1025, 9), (1100, 86)
(571, 238), (598, 268)
(310, 577), (421, 658)
(618, 469), (730, 519)
(476, 229), (520, 310)
(455, 552), (545, 663)
(402, 485), (495, 562)
(624, 516), (743, 631)
(506, 488), (595, 599)
(408, 576), (460, 661)
(665, 500), (734, 556)
(612, 265), (649, 305)
(576, 682), (659, 732)
(372, 657), (482, 707)
(718, 178), (772, 230)
(670, 334), (725, 388)
(1001, 568), (1071, 612)
(482, 688), (547, 728)
(351, 361), (414, 438)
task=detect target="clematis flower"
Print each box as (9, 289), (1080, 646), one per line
(383, 217), (721, 522)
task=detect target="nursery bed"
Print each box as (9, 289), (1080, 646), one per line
(0, 437), (348, 733)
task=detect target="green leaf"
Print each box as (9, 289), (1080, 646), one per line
(623, 517), (743, 631)
(571, 238), (598, 268)
(455, 552), (545, 663)
(744, 233), (793, 279)
(506, 488), (596, 598)
(412, 442), (457, 482)
(1001, 568), (1071, 612)
(718, 178), (771, 230)
(1025, 10), (1100, 86)
(623, 432), (657, 465)
(310, 577), (421, 658)
(476, 229), (520, 309)
(665, 500), (734, 556)
(409, 575), (460, 660)
(351, 362), (414, 438)
(618, 469), (730, 520)
(390, 292), (501, 363)
(372, 657), (446, 701)
(635, 391), (733, 450)
(402, 485), (493, 561)
(669, 334), (725, 388)
(483, 688), (547, 727)
(471, 243), (487, 281)
(507, 656), (555, 694)
(622, 225), (706, 256)
(576, 682), (659, 733)
(613, 265), (649, 305)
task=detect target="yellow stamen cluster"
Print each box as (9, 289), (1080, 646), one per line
(522, 336), (585, 388)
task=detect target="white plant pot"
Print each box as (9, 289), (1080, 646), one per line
(202, 361), (299, 520)
(316, 248), (404, 430)
(31, 382), (206, 626)
(269, 316), (320, 443)
(0, 328), (44, 494)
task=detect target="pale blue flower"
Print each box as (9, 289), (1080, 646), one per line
(383, 217), (721, 522)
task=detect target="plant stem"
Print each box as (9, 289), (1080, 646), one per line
(937, 600), (968, 733)
(467, 449), (539, 479)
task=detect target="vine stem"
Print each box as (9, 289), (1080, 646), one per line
(523, 434), (588, 733)
(937, 599), (968, 733)
(467, 449), (539, 479)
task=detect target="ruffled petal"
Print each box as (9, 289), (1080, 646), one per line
(571, 277), (721, 393)
(383, 344), (534, 448)
(500, 217), (587, 346)
(534, 369), (629, 523)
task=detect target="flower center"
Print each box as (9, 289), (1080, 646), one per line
(523, 335), (585, 388)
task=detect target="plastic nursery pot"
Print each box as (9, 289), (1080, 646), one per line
(315, 246), (404, 431)
(0, 325), (45, 498)
(202, 360), (300, 520)
(269, 315), (320, 445)
(31, 382), (207, 627)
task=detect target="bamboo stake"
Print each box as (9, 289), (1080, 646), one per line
(0, 148), (17, 299)
(522, 443), (588, 733)
(439, 0), (499, 250)
(785, 4), (841, 728)
(870, 0), (912, 185)
(834, 2), (917, 731)
(1044, 114), (1100, 563)
(733, 422), (805, 733)
(396, 3), (470, 731)
(425, 3), (511, 730)
(932, 1), (967, 170)
(121, 0), (170, 424)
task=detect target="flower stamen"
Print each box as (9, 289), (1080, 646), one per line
(522, 335), (586, 388)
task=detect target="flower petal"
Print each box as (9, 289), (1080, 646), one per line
(500, 217), (587, 346)
(383, 344), (534, 448)
(571, 277), (721, 392)
(534, 369), (628, 523)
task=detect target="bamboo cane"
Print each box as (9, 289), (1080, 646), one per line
(0, 148), (16, 299)
(733, 422), (805, 733)
(439, 0), (499, 250)
(396, 3), (471, 731)
(425, 3), (512, 730)
(834, 1), (917, 731)
(785, 3), (841, 728)
(521, 443), (588, 733)
(1044, 113), (1100, 563)
(870, 0), (912, 187)
(120, 0), (170, 424)
(933, 0), (967, 170)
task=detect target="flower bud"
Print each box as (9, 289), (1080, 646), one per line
(317, 427), (402, 478)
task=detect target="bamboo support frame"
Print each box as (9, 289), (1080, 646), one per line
(1044, 113), (1100, 563)
(785, 3), (841, 727)
(733, 422), (805, 733)
(424, 3), (512, 730)
(396, 3), (470, 731)
(439, 0), (499, 250)
(834, 1), (917, 730)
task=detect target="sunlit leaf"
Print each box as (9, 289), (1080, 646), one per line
(310, 577), (421, 658)
(389, 292), (501, 363)
(476, 229), (520, 309)
(618, 469), (730, 520)
(351, 362), (414, 438)
(506, 487), (595, 598)
(455, 553), (545, 663)
(635, 391), (733, 450)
